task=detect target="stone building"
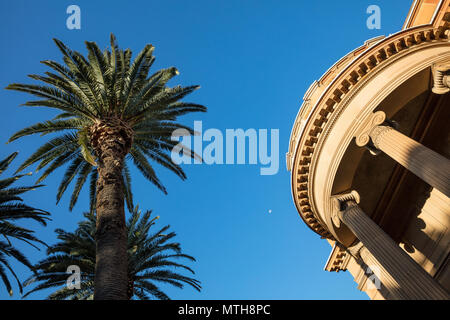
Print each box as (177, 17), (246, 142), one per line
(287, 0), (450, 299)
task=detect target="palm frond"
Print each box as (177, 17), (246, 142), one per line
(24, 207), (199, 299)
(7, 34), (206, 213)
(0, 153), (49, 296)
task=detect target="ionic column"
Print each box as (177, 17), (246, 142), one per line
(333, 191), (449, 300)
(369, 125), (450, 197)
(355, 111), (450, 197)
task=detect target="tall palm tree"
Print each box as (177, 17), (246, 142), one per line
(6, 34), (206, 299)
(0, 152), (49, 296)
(23, 208), (201, 300)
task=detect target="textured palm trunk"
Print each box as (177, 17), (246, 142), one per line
(91, 119), (133, 300)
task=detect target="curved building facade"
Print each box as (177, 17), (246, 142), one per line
(287, 0), (450, 299)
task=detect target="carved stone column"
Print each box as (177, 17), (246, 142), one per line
(333, 191), (449, 300)
(355, 112), (450, 198)
(432, 63), (450, 94)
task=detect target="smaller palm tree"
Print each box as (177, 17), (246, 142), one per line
(0, 152), (50, 296)
(23, 207), (201, 299)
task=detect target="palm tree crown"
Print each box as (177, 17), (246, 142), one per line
(24, 208), (201, 300)
(6, 34), (205, 211)
(0, 152), (49, 296)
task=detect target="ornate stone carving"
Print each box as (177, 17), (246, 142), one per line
(431, 62), (450, 94)
(324, 243), (352, 272)
(346, 241), (365, 261)
(355, 111), (386, 147)
(331, 190), (360, 228)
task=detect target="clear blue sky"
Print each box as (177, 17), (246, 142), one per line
(0, 0), (412, 300)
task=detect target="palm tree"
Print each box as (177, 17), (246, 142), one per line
(23, 208), (201, 300)
(0, 152), (49, 296)
(6, 34), (206, 299)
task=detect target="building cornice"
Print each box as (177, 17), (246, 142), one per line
(288, 21), (450, 239)
(324, 242), (352, 272)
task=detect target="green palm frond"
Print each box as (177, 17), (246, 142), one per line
(6, 34), (206, 212)
(24, 207), (200, 300)
(0, 153), (50, 296)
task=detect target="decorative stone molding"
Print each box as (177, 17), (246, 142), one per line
(346, 241), (365, 261)
(354, 111), (386, 147)
(331, 190), (360, 228)
(324, 243), (352, 272)
(289, 24), (450, 239)
(431, 62), (450, 94)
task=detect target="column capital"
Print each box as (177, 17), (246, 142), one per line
(369, 125), (394, 150)
(432, 62), (450, 94)
(331, 190), (360, 228)
(366, 124), (450, 197)
(346, 241), (365, 261)
(355, 111), (386, 147)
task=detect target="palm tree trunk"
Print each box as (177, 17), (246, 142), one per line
(91, 120), (132, 300)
